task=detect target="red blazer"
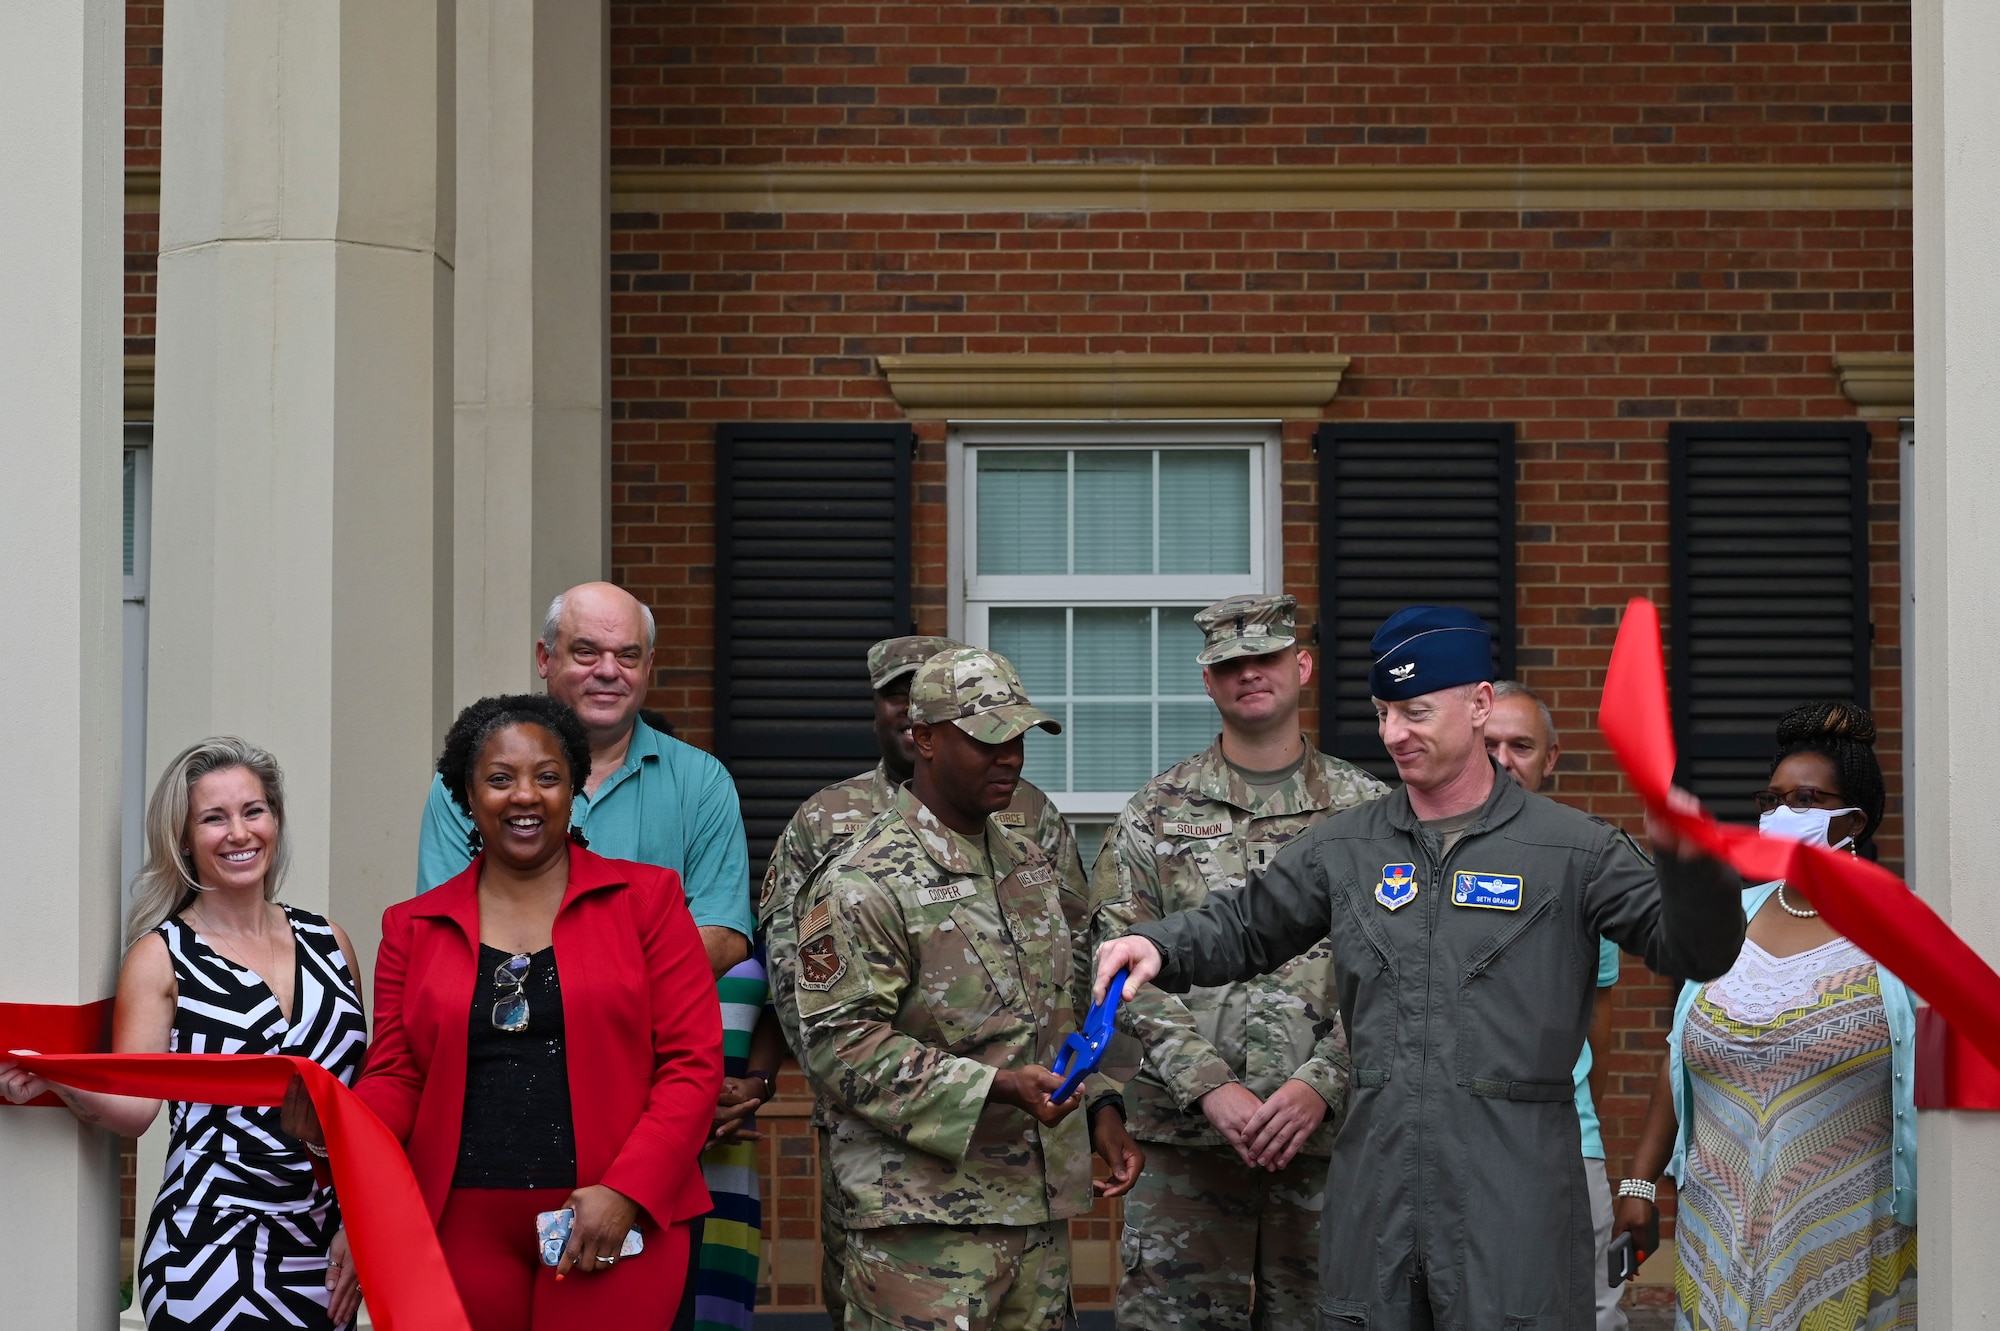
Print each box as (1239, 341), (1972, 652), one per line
(354, 844), (723, 1229)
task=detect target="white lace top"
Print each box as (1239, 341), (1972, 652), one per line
(1700, 933), (1872, 1026)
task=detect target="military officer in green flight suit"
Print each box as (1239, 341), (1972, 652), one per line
(1090, 593), (1388, 1331)
(1094, 604), (1747, 1331)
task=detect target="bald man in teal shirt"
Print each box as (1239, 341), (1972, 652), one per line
(416, 582), (753, 972)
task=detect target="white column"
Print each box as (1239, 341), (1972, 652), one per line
(0, 3), (126, 1327)
(1913, 0), (2000, 1321)
(454, 0), (608, 700)
(147, 0), (455, 975)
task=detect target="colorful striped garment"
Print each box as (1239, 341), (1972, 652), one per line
(1675, 937), (1916, 1331)
(694, 954), (771, 1331)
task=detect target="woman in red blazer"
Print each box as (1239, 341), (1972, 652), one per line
(341, 694), (720, 1331)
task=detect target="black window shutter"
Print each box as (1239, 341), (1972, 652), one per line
(1315, 423), (1517, 782)
(715, 423), (915, 881)
(1669, 421), (1872, 815)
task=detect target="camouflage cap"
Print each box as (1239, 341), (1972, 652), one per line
(867, 635), (965, 691)
(908, 646), (1062, 743)
(1193, 593), (1299, 666)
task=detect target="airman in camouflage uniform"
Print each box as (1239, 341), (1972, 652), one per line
(758, 635), (1087, 1319)
(794, 647), (1144, 1331)
(1092, 594), (1388, 1331)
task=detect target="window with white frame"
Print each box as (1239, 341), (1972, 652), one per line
(953, 423), (1280, 857)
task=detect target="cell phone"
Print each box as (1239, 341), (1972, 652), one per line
(1607, 1232), (1638, 1286)
(536, 1209), (645, 1267)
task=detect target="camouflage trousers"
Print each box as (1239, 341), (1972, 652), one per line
(843, 1220), (1071, 1331)
(818, 1124), (848, 1324)
(1117, 1141), (1325, 1331)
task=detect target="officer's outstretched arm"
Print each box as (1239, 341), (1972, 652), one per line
(1088, 810), (1239, 1107)
(792, 874), (996, 1166)
(1120, 833), (1333, 993)
(1586, 818), (1746, 984)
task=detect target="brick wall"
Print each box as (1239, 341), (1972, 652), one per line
(611, 200), (1909, 773)
(127, 2), (161, 361)
(611, 2), (1910, 168)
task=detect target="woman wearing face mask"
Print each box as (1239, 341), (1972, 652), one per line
(1610, 701), (1915, 1331)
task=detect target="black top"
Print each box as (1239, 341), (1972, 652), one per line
(454, 944), (578, 1190)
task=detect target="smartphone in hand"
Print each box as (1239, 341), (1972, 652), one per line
(1607, 1233), (1637, 1287)
(1606, 1207), (1661, 1288)
(536, 1209), (645, 1267)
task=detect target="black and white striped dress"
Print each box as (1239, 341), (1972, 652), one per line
(138, 907), (368, 1331)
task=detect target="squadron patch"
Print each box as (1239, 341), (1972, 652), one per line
(1162, 819), (1230, 840)
(797, 899), (848, 990)
(1452, 870), (1523, 911)
(1376, 863), (1418, 911)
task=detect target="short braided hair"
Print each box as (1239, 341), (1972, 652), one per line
(438, 694), (592, 816)
(1770, 700), (1884, 850)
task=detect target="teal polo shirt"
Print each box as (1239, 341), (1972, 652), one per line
(1573, 936), (1621, 1161)
(415, 719), (754, 940)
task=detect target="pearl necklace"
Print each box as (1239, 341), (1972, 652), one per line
(1775, 881), (1818, 918)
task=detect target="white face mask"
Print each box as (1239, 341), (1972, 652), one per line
(1759, 804), (1862, 851)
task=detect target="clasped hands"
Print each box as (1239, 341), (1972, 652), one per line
(710, 1074), (770, 1144)
(1090, 935), (1324, 1171)
(1198, 1078), (1325, 1171)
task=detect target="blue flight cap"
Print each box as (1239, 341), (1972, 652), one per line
(1368, 605), (1494, 701)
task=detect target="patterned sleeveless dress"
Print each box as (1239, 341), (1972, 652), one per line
(1674, 936), (1917, 1331)
(138, 908), (368, 1331)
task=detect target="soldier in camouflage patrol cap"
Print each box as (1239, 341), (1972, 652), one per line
(793, 646), (1144, 1331)
(757, 635), (1088, 1319)
(1193, 592), (1303, 665)
(1091, 592), (1389, 1331)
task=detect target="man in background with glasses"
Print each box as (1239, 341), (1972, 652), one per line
(414, 581), (754, 975)
(1088, 592), (1387, 1331)
(760, 635), (1089, 1323)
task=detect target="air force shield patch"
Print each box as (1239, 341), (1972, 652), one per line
(1376, 863), (1418, 911)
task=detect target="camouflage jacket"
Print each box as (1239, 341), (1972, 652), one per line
(760, 764), (1085, 1072)
(792, 782), (1101, 1229)
(1090, 736), (1388, 1154)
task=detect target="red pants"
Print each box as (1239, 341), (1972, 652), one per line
(438, 1187), (690, 1331)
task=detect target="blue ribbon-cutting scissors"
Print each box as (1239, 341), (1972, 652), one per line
(1051, 969), (1127, 1104)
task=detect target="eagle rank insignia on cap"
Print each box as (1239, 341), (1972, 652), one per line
(1377, 863), (1418, 911)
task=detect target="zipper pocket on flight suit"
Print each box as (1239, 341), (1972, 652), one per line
(1453, 886), (1562, 1092)
(1459, 887), (1561, 982)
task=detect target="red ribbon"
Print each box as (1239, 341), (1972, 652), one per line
(0, 1000), (113, 1107)
(1600, 596), (2000, 1098)
(8, 1051), (470, 1331)
(1916, 1006), (2000, 1110)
